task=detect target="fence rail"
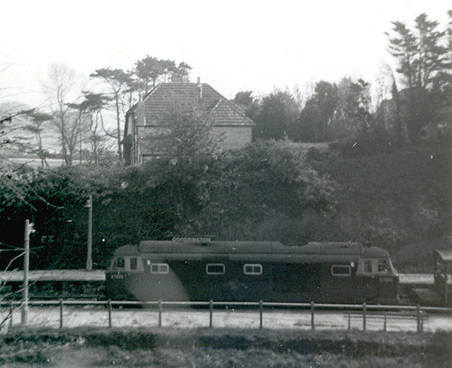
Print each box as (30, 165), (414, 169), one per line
(2, 300), (452, 332)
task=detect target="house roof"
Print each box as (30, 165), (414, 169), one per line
(138, 82), (254, 127)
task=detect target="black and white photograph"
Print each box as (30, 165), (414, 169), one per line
(0, 0), (451, 366)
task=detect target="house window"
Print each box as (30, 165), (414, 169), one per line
(243, 264), (263, 275)
(151, 263), (169, 274)
(113, 257), (125, 270)
(130, 257), (138, 270)
(206, 263), (225, 275)
(331, 265), (351, 277)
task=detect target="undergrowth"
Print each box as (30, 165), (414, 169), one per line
(1, 327), (451, 367)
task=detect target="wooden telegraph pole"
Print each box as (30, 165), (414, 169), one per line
(86, 195), (93, 270)
(21, 219), (33, 326)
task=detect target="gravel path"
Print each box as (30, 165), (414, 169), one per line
(3, 306), (452, 333)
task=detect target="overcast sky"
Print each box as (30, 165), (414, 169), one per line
(0, 0), (450, 109)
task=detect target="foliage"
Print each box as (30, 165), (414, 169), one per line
(232, 90), (261, 123)
(297, 81), (338, 142)
(310, 143), (452, 254)
(1, 328), (451, 367)
(134, 56), (192, 94)
(253, 90), (300, 140)
(179, 140), (335, 244)
(297, 78), (372, 143)
(387, 13), (452, 143)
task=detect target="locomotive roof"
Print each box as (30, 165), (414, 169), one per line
(113, 240), (389, 258)
(434, 249), (452, 263)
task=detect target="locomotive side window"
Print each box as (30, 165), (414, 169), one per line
(206, 263), (225, 275)
(151, 263), (169, 274)
(130, 257), (138, 270)
(331, 265), (351, 277)
(377, 259), (389, 273)
(364, 260), (373, 273)
(113, 257), (125, 270)
(243, 264), (263, 275)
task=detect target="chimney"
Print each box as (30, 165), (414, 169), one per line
(197, 77), (203, 99)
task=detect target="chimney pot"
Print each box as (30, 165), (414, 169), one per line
(197, 77), (203, 99)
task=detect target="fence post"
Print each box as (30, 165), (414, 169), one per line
(416, 304), (421, 333)
(259, 300), (263, 329)
(108, 300), (112, 328)
(9, 301), (13, 329)
(311, 301), (315, 330)
(383, 311), (387, 332)
(347, 312), (351, 330)
(59, 299), (63, 329)
(209, 300), (213, 328)
(362, 302), (366, 332)
(158, 300), (162, 328)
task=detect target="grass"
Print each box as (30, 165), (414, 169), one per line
(1, 327), (451, 367)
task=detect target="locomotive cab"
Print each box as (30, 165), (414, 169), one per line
(356, 251), (399, 303)
(433, 250), (452, 306)
(105, 246), (145, 300)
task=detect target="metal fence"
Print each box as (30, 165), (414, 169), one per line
(2, 300), (452, 332)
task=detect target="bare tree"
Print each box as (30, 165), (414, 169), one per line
(42, 63), (84, 166)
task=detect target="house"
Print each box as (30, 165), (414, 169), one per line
(123, 80), (254, 165)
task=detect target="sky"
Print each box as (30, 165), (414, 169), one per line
(0, 0), (450, 111)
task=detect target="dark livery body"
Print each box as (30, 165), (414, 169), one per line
(105, 239), (399, 304)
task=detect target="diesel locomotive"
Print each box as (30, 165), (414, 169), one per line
(105, 238), (399, 304)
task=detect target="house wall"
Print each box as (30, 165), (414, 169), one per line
(212, 126), (252, 151)
(134, 125), (252, 162)
(136, 101), (146, 125)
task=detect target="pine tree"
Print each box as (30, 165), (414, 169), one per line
(387, 13), (452, 143)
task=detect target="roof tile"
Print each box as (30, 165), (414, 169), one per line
(140, 82), (253, 126)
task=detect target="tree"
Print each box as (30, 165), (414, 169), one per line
(233, 91), (255, 106)
(171, 62), (192, 82)
(23, 110), (53, 167)
(138, 106), (219, 225)
(1, 103), (27, 155)
(232, 90), (260, 122)
(297, 78), (372, 143)
(42, 63), (84, 166)
(387, 13), (452, 143)
(332, 78), (372, 139)
(297, 81), (338, 142)
(253, 90), (299, 140)
(183, 140), (335, 242)
(67, 91), (113, 166)
(90, 68), (134, 161)
(134, 56), (192, 95)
